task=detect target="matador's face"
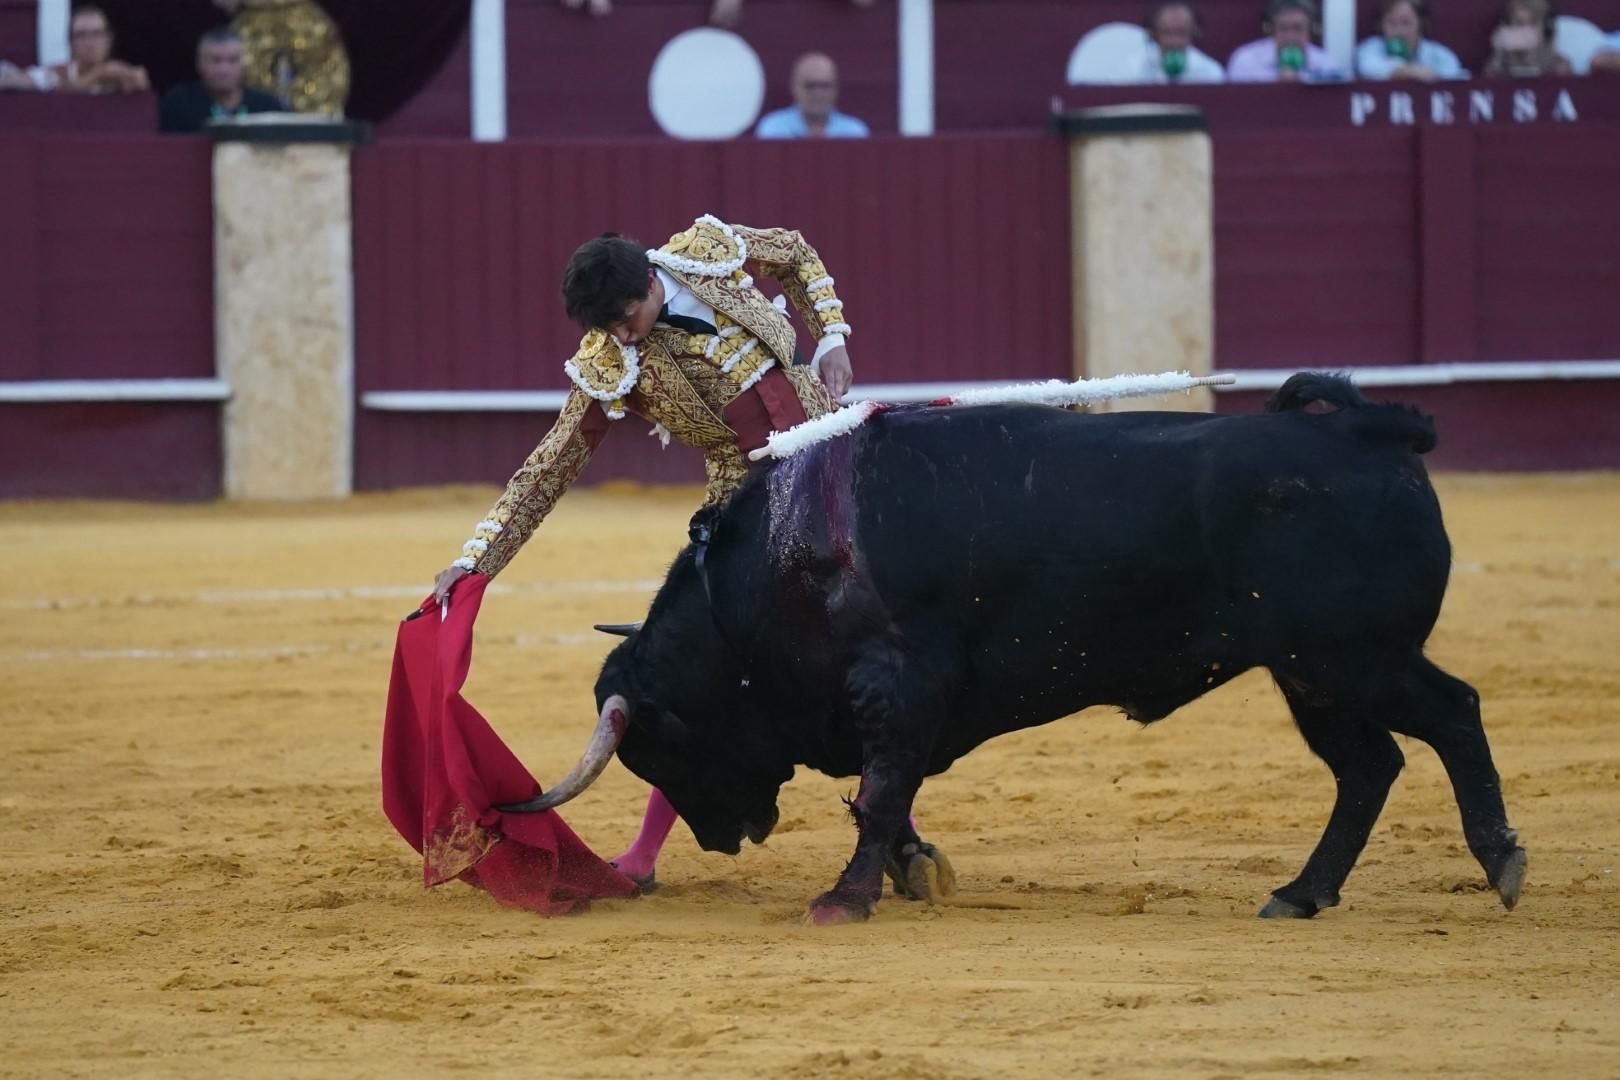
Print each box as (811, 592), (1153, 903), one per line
(608, 270), (665, 347)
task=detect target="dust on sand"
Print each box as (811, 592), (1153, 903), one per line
(2, 475), (1617, 1077)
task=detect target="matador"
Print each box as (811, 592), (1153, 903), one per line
(431, 214), (856, 888)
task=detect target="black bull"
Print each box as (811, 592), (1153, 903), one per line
(507, 374), (1527, 923)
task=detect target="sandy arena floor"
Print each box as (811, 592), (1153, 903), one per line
(2, 473), (1617, 1077)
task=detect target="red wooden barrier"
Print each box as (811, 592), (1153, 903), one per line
(0, 134), (217, 500)
(0, 135), (213, 381)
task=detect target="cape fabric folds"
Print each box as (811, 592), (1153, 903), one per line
(381, 572), (638, 914)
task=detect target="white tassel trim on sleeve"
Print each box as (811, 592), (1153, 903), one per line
(646, 215), (748, 277)
(564, 343), (640, 405)
(813, 298), (844, 312)
(452, 556), (478, 571)
(805, 275), (834, 292)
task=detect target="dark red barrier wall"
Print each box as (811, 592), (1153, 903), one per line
(0, 134), (218, 500)
(0, 135), (214, 380)
(351, 132), (1073, 489)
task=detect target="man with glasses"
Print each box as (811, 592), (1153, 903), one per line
(755, 52), (870, 139)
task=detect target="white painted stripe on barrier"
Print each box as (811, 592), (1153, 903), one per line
(360, 361), (1620, 413)
(362, 389), (573, 411)
(5, 579), (664, 612)
(0, 379), (232, 403)
(1216, 360), (1620, 391)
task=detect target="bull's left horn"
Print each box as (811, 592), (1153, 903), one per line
(496, 694), (629, 814)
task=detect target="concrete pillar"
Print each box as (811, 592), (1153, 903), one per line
(1059, 105), (1214, 412)
(210, 121), (367, 498)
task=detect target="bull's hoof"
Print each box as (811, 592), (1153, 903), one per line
(609, 862), (657, 895)
(804, 892), (876, 926)
(1257, 894), (1318, 919)
(1491, 847), (1528, 911)
(885, 842), (958, 903)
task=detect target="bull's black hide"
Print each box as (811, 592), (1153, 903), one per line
(540, 374), (1527, 923)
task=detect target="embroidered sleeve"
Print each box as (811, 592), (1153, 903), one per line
(454, 390), (610, 578)
(701, 443), (750, 509)
(730, 224), (852, 342)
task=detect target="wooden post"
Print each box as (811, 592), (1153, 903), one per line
(1058, 105), (1214, 412)
(210, 120), (368, 498)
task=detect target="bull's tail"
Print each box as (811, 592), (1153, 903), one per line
(1265, 372), (1437, 455)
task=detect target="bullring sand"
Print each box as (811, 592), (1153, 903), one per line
(1, 474), (1617, 1077)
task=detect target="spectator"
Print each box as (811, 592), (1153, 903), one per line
(709, 0), (876, 28)
(10, 5), (149, 93)
(159, 27), (281, 133)
(1594, 31), (1620, 74)
(1356, 0), (1468, 81)
(1227, 0), (1347, 82)
(1484, 0), (1570, 76)
(1133, 1), (1225, 84)
(755, 52), (870, 139)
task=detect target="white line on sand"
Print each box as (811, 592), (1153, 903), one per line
(0, 631), (607, 665)
(5, 579), (663, 612)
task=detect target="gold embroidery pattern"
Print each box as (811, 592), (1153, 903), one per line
(632, 340), (737, 450)
(470, 391), (598, 578)
(729, 225), (853, 341)
(781, 364), (838, 420)
(702, 444), (750, 508)
(233, 0), (350, 115)
(563, 329), (637, 419)
(423, 804), (500, 887)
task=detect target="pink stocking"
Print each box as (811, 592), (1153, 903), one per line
(610, 788), (678, 885)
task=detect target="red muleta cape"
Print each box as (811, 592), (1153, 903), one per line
(381, 573), (638, 914)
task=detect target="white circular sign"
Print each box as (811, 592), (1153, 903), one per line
(648, 28), (766, 140)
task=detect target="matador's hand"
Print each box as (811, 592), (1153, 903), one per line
(818, 345), (853, 399)
(433, 565), (469, 604)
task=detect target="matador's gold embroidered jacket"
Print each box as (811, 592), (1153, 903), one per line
(453, 216), (851, 578)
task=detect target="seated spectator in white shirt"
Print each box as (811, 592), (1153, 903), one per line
(1227, 0), (1347, 82)
(1133, 1), (1225, 84)
(1356, 0), (1468, 81)
(1589, 30), (1620, 74)
(755, 53), (870, 139)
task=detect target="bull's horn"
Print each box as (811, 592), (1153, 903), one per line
(593, 622), (642, 637)
(496, 694), (629, 814)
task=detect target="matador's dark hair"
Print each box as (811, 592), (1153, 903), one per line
(561, 233), (653, 331)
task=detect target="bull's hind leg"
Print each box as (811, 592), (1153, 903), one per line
(1385, 657), (1526, 910)
(1261, 678), (1407, 918)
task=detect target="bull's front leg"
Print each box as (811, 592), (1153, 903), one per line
(807, 753), (924, 925)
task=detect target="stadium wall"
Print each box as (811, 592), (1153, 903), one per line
(3, 112), (1619, 498)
